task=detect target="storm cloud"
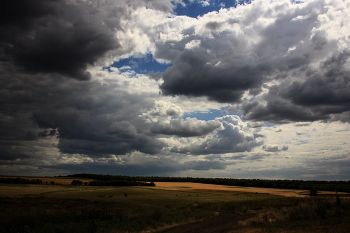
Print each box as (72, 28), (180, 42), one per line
(0, 0), (122, 80)
(1, 0), (349, 179)
(155, 0), (350, 123)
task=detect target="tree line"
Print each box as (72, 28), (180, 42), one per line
(0, 177), (155, 187)
(2, 175), (349, 192)
(68, 173), (350, 192)
(0, 177), (43, 184)
(70, 179), (155, 186)
(87, 180), (155, 186)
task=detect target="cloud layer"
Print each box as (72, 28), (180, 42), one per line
(152, 0), (350, 123)
(0, 0), (349, 179)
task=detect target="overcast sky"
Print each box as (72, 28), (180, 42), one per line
(1, 0), (350, 180)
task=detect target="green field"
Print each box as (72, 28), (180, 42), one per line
(0, 183), (349, 233)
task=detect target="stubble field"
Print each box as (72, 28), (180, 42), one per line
(0, 179), (349, 233)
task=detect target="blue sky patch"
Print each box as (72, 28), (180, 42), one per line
(107, 53), (172, 74)
(183, 106), (241, 121)
(174, 0), (251, 18)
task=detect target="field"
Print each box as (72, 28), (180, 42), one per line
(150, 182), (350, 197)
(0, 180), (350, 233)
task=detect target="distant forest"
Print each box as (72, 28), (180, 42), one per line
(0, 177), (155, 187)
(68, 174), (350, 193)
(0, 177), (43, 184)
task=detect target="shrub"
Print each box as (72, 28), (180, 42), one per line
(310, 188), (318, 196)
(71, 180), (83, 185)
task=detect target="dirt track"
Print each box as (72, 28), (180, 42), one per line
(155, 211), (253, 233)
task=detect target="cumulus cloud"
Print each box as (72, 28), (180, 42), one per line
(142, 100), (183, 121)
(142, 101), (221, 137)
(171, 115), (264, 155)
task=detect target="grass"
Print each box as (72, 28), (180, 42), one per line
(0, 183), (349, 233)
(0, 195), (216, 232)
(231, 197), (350, 233)
(0, 184), (271, 233)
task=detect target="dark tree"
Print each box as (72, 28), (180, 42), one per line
(310, 188), (318, 196)
(71, 180), (83, 185)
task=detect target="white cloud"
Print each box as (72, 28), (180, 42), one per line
(170, 115), (264, 155)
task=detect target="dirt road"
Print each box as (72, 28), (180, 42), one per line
(155, 211), (252, 233)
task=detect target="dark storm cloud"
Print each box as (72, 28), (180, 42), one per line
(38, 129), (58, 138)
(157, 1), (321, 104)
(0, 0), (122, 80)
(159, 49), (265, 103)
(242, 51), (350, 123)
(29, 80), (165, 156)
(0, 59), (165, 160)
(155, 0), (350, 123)
(285, 52), (350, 107)
(0, 0), (181, 162)
(241, 97), (324, 124)
(0, 143), (34, 161)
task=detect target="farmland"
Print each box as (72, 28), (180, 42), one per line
(0, 178), (349, 233)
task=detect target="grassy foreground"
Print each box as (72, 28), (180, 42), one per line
(0, 183), (349, 233)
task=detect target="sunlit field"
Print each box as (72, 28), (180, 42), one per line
(0, 180), (349, 233)
(151, 182), (350, 197)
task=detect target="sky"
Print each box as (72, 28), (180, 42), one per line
(1, 0), (350, 180)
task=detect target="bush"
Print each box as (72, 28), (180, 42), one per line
(310, 188), (318, 196)
(71, 180), (83, 185)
